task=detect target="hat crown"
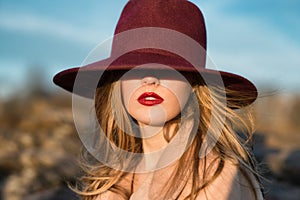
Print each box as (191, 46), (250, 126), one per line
(114, 0), (207, 50)
(53, 0), (257, 107)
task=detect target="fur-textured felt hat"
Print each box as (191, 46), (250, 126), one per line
(53, 0), (257, 108)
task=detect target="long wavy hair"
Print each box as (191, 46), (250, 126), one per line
(72, 72), (263, 200)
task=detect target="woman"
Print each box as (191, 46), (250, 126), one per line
(53, 0), (263, 199)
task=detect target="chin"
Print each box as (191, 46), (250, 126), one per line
(136, 118), (166, 127)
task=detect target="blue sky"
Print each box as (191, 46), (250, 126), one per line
(0, 0), (299, 98)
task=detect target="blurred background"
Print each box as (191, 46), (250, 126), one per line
(0, 0), (299, 199)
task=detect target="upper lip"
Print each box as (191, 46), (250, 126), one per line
(138, 92), (163, 100)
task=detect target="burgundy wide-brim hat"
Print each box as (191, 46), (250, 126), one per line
(53, 0), (257, 108)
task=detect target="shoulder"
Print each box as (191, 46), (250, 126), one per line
(196, 158), (263, 200)
(95, 173), (134, 200)
(95, 191), (119, 200)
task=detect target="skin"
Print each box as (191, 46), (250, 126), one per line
(96, 154), (262, 200)
(120, 68), (192, 155)
(121, 69), (192, 128)
(96, 68), (262, 199)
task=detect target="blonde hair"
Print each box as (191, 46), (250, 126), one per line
(72, 72), (262, 200)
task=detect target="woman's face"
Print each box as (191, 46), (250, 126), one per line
(121, 68), (192, 126)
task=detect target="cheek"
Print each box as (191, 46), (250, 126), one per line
(159, 82), (192, 122)
(162, 81), (192, 109)
(163, 89), (190, 120)
(121, 80), (139, 110)
(177, 85), (192, 108)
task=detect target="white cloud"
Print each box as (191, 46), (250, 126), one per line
(0, 11), (100, 46)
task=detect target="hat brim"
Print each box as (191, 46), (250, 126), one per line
(53, 51), (257, 108)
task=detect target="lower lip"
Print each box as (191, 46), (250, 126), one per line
(138, 98), (164, 106)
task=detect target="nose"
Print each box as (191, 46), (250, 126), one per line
(141, 76), (160, 86)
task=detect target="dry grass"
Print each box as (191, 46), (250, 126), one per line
(0, 88), (299, 199)
(254, 92), (300, 150)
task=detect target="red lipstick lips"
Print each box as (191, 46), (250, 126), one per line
(138, 92), (164, 106)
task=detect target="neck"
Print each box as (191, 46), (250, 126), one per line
(139, 123), (177, 153)
(136, 122), (177, 171)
